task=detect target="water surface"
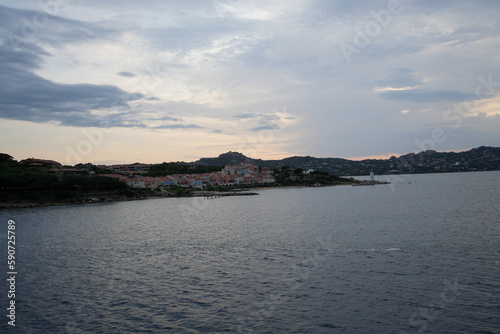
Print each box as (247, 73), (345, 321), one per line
(1, 171), (499, 333)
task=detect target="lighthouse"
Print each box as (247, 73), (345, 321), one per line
(369, 170), (375, 181)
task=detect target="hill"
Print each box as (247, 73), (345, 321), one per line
(196, 151), (265, 167)
(193, 146), (500, 176)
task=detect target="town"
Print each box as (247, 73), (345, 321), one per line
(17, 157), (276, 189)
(102, 161), (276, 189)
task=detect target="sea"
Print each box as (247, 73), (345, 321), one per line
(1, 171), (499, 333)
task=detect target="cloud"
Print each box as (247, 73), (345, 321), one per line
(154, 124), (203, 129)
(250, 124), (280, 132)
(378, 89), (469, 103)
(0, 41), (144, 127)
(375, 67), (422, 89)
(232, 111), (293, 133)
(117, 71), (136, 77)
(0, 6), (203, 130)
(234, 112), (281, 121)
(158, 115), (181, 121)
(0, 5), (113, 48)
(234, 113), (258, 119)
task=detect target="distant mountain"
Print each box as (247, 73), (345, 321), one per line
(193, 146), (500, 176)
(196, 151), (264, 167)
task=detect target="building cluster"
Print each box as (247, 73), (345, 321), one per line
(20, 158), (62, 168)
(106, 163), (152, 174)
(102, 161), (275, 189)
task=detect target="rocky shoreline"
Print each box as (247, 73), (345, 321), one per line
(0, 180), (391, 210)
(351, 180), (391, 186)
(0, 190), (259, 210)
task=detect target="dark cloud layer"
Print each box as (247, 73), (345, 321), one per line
(0, 5), (198, 129)
(250, 124), (280, 132)
(0, 5), (110, 48)
(378, 89), (469, 103)
(117, 71), (137, 77)
(0, 40), (143, 127)
(234, 113), (258, 119)
(376, 67), (422, 89)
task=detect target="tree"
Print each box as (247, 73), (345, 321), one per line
(0, 153), (14, 164)
(311, 170), (329, 176)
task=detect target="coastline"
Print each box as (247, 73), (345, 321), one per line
(248, 180), (389, 191)
(0, 190), (259, 210)
(247, 184), (344, 191)
(0, 180), (391, 210)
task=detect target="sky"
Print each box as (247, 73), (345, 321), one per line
(0, 0), (499, 165)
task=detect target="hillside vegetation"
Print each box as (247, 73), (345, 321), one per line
(194, 146), (500, 176)
(0, 154), (133, 204)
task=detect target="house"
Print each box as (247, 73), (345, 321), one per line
(193, 176), (209, 189)
(20, 158), (61, 168)
(223, 161), (259, 176)
(223, 165), (240, 176)
(102, 160), (274, 190)
(209, 173), (222, 186)
(263, 177), (276, 184)
(158, 176), (177, 187)
(218, 175), (235, 186)
(261, 167), (273, 175)
(233, 175), (245, 185)
(111, 163), (152, 174)
(241, 161), (258, 169)
(242, 173), (254, 185)
(252, 174), (276, 185)
(177, 178), (191, 187)
(126, 176), (162, 188)
(126, 178), (146, 188)
(146, 177), (163, 188)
